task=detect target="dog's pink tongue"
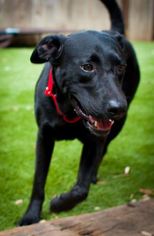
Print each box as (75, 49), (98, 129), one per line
(101, 119), (114, 130)
(89, 116), (114, 131)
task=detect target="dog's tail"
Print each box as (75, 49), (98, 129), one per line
(100, 0), (125, 35)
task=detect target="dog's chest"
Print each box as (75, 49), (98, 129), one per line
(51, 123), (81, 140)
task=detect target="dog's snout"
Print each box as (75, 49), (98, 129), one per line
(107, 100), (127, 119)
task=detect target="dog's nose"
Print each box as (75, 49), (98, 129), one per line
(107, 100), (127, 119)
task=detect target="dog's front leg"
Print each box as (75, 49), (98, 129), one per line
(50, 140), (105, 213)
(19, 128), (54, 226)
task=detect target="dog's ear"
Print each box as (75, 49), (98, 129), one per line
(30, 35), (66, 64)
(114, 32), (130, 59)
(114, 32), (126, 50)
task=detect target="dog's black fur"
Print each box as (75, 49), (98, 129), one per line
(19, 0), (140, 225)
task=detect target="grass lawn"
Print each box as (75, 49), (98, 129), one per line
(0, 42), (154, 231)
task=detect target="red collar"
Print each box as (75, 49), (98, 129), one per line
(44, 69), (81, 124)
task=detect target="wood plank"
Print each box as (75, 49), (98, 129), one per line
(0, 200), (154, 236)
(0, 0), (154, 40)
(128, 0), (154, 40)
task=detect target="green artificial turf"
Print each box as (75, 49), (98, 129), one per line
(0, 42), (154, 231)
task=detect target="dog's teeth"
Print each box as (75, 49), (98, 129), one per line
(94, 121), (98, 127)
(109, 119), (114, 125)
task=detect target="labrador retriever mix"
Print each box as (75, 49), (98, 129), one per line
(19, 0), (140, 225)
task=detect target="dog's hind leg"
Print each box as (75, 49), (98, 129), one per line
(19, 127), (54, 226)
(50, 140), (105, 213)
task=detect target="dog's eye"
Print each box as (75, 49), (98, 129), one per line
(115, 64), (126, 75)
(80, 64), (95, 72)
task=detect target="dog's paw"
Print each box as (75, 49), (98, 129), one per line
(18, 214), (40, 226)
(50, 186), (88, 213)
(50, 194), (71, 213)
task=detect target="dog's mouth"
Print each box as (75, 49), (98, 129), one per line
(74, 105), (114, 136)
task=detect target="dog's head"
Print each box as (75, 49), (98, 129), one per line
(31, 31), (128, 136)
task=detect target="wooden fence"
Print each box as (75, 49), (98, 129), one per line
(0, 0), (154, 41)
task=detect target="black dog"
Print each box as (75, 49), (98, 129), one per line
(19, 0), (140, 225)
